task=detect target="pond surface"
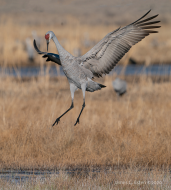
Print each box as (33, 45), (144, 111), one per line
(0, 64), (171, 77)
(0, 170), (54, 183)
(0, 170), (64, 184)
(0, 168), (101, 183)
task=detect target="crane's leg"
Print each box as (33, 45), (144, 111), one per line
(52, 83), (77, 127)
(74, 83), (86, 126)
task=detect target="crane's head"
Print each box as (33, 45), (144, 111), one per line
(45, 31), (54, 51)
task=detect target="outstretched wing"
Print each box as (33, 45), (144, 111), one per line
(80, 10), (160, 77)
(33, 39), (61, 65)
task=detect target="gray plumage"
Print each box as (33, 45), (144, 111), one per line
(112, 78), (127, 96)
(25, 37), (35, 62)
(34, 10), (160, 126)
(32, 31), (43, 48)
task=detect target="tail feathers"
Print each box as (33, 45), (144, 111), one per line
(86, 79), (106, 92)
(98, 83), (106, 88)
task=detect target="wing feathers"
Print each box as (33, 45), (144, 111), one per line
(137, 21), (160, 27)
(140, 26), (161, 29)
(80, 10), (160, 77)
(135, 15), (159, 25)
(129, 9), (152, 25)
(144, 30), (159, 33)
(33, 39), (61, 65)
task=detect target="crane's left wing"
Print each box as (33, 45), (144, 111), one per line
(80, 10), (160, 77)
(33, 39), (61, 65)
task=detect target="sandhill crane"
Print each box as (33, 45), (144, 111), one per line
(33, 10), (160, 126)
(25, 37), (35, 62)
(112, 78), (127, 96)
(32, 30), (43, 48)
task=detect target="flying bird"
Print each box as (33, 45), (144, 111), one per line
(33, 10), (160, 126)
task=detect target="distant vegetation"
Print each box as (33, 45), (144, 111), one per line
(0, 15), (169, 66)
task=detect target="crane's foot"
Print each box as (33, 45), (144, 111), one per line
(52, 118), (60, 127)
(74, 118), (79, 126)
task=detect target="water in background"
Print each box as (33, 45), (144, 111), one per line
(0, 65), (171, 77)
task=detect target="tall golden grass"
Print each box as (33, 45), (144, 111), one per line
(0, 15), (170, 66)
(0, 72), (171, 170)
(0, 13), (170, 171)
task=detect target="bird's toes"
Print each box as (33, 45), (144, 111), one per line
(52, 122), (56, 127)
(74, 118), (79, 126)
(52, 118), (60, 127)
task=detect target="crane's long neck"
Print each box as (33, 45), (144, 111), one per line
(52, 35), (72, 61)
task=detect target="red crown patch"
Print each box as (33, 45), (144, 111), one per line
(45, 34), (49, 40)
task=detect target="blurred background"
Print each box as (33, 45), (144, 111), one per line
(0, 0), (170, 68)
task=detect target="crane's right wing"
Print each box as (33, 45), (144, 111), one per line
(33, 39), (61, 65)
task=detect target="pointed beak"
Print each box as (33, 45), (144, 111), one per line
(47, 41), (49, 52)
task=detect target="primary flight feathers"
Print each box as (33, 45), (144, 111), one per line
(33, 40), (61, 65)
(80, 9), (160, 77)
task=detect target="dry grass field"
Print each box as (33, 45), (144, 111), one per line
(0, 74), (171, 188)
(0, 73), (171, 170)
